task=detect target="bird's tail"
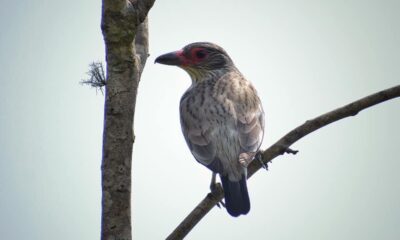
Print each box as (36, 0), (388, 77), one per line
(220, 175), (250, 217)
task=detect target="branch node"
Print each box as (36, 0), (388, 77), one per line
(350, 110), (359, 116)
(284, 148), (299, 155)
(276, 144), (299, 156)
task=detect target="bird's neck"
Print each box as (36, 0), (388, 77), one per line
(185, 67), (236, 84)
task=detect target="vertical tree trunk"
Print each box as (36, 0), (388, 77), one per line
(100, 1), (154, 239)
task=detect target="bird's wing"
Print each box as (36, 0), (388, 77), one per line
(228, 75), (265, 154)
(180, 93), (223, 174)
(236, 103), (265, 153)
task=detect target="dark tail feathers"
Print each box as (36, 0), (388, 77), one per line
(220, 175), (250, 217)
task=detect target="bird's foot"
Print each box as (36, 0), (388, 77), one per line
(239, 152), (253, 167)
(255, 151), (268, 170)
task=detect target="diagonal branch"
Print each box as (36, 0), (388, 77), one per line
(166, 84), (400, 240)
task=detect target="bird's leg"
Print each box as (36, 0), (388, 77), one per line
(210, 172), (217, 191)
(209, 173), (225, 208)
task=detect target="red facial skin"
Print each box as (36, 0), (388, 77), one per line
(176, 48), (207, 66)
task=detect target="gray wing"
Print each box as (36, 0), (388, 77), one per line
(227, 75), (264, 154)
(236, 103), (265, 153)
(211, 71), (264, 155)
(179, 94), (224, 174)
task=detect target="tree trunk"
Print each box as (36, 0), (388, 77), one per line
(100, 1), (154, 239)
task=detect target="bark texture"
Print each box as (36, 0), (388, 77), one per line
(100, 1), (154, 239)
(167, 84), (400, 240)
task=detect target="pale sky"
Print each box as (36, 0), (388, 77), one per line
(0, 0), (399, 239)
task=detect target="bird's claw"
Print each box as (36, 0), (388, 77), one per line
(239, 152), (253, 167)
(216, 199), (226, 208)
(255, 151), (268, 170)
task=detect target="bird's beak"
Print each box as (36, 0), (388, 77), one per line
(155, 51), (184, 66)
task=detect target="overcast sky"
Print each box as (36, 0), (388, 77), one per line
(0, 0), (399, 239)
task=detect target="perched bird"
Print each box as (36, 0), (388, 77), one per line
(155, 42), (265, 217)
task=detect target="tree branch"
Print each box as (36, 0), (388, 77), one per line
(166, 84), (400, 240)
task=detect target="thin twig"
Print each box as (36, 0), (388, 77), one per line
(166, 84), (400, 240)
(81, 62), (106, 94)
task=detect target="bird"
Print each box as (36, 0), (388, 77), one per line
(155, 42), (265, 217)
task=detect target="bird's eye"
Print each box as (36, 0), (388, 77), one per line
(195, 50), (206, 59)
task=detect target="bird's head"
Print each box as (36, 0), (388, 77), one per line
(155, 42), (234, 82)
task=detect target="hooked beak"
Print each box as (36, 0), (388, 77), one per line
(155, 51), (184, 66)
